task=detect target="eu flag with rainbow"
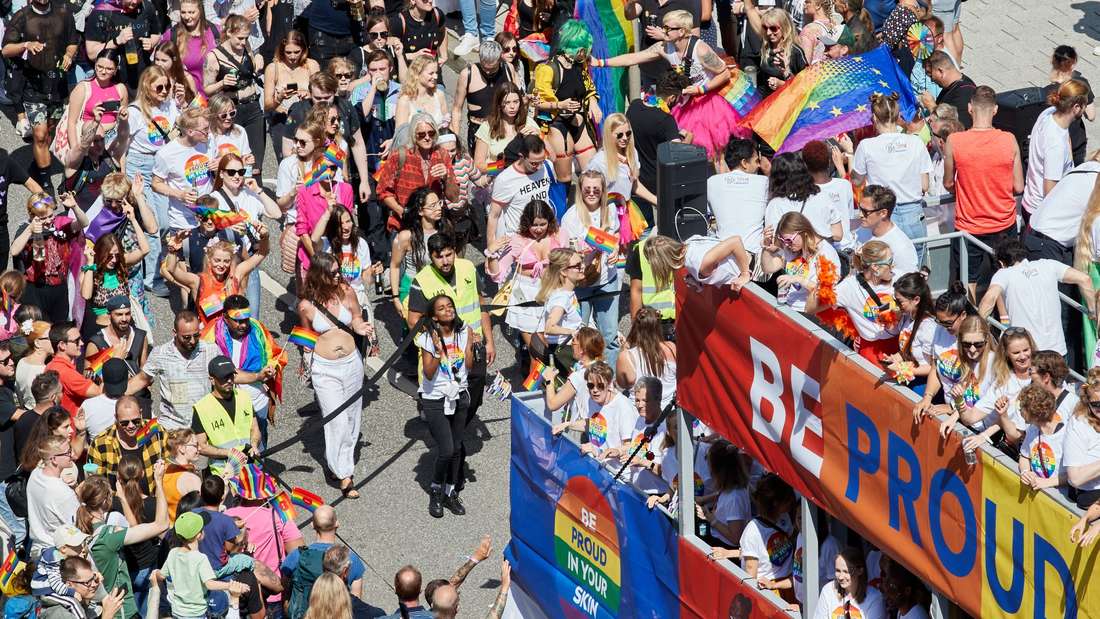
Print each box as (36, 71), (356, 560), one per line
(741, 45), (918, 154)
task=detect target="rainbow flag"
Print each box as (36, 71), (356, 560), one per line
(518, 34), (551, 63)
(741, 44), (918, 154)
(234, 463), (276, 499)
(0, 549), (20, 589)
(199, 294), (224, 318)
(720, 65), (761, 116)
(574, 0), (633, 116)
(272, 491), (296, 523)
(290, 487), (324, 512)
(192, 205), (248, 230)
(484, 159), (506, 178)
(585, 226), (617, 254)
(135, 419), (161, 447)
(608, 192), (648, 244)
(85, 347), (115, 378)
(522, 359), (548, 391)
(288, 326), (319, 350)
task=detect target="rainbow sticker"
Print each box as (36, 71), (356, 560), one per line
(184, 154), (211, 187)
(553, 477), (621, 617)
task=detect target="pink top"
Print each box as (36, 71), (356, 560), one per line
(224, 505), (302, 603)
(491, 235), (564, 283)
(164, 27), (218, 91)
(295, 181), (356, 269)
(82, 79), (122, 125)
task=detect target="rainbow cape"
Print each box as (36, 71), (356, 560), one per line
(585, 226), (617, 254)
(192, 205), (248, 230)
(290, 487), (324, 512)
(202, 317), (288, 400)
(272, 491), (296, 523)
(741, 44), (918, 153)
(135, 419), (161, 447)
(288, 326), (319, 350)
(0, 549), (21, 589)
(518, 33), (551, 63)
(574, 0), (633, 115)
(522, 359), (548, 391)
(85, 347), (115, 378)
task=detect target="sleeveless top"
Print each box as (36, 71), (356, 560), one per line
(626, 346), (677, 409)
(213, 46), (258, 101)
(92, 272), (126, 316)
(407, 90), (450, 128)
(466, 63), (513, 122)
(197, 271), (241, 324)
(82, 80), (122, 124)
(403, 229), (435, 276)
(396, 8), (445, 56)
(310, 301), (353, 333)
(164, 463), (196, 522)
(88, 327), (148, 377)
(662, 37), (707, 88)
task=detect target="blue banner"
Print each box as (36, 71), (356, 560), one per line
(505, 398), (682, 619)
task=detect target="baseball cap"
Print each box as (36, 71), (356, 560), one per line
(102, 358), (129, 398)
(175, 511), (205, 540)
(821, 26), (855, 48)
(53, 524), (89, 549)
(208, 355), (237, 380)
(104, 295), (131, 312)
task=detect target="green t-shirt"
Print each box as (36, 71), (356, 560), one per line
(162, 547), (216, 618)
(90, 524), (137, 619)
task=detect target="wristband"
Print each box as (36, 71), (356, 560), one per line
(466, 555), (481, 565)
(699, 83), (707, 95)
(81, 264), (97, 272)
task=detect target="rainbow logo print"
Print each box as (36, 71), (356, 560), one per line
(860, 293), (898, 324)
(587, 413), (608, 448)
(147, 116), (170, 146)
(1029, 439), (1057, 479)
(217, 143), (242, 158)
(765, 530), (795, 567)
(184, 154), (211, 187)
(339, 252), (362, 281)
(936, 348), (962, 384)
(553, 477), (621, 617)
(784, 257), (810, 279)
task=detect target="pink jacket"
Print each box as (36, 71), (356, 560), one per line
(295, 181), (355, 271)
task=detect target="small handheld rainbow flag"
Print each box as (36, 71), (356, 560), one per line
(135, 419), (161, 447)
(199, 294), (224, 318)
(86, 347), (115, 378)
(0, 549), (21, 589)
(234, 463), (277, 498)
(288, 326), (319, 350)
(193, 205), (248, 230)
(290, 487), (324, 512)
(585, 226), (618, 254)
(484, 158), (506, 178)
(521, 359), (547, 391)
(271, 491), (296, 523)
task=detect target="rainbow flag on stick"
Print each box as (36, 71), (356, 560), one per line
(288, 326), (319, 350)
(484, 159), (506, 178)
(199, 295), (224, 318)
(135, 419), (161, 447)
(271, 491), (296, 523)
(741, 45), (918, 154)
(86, 347), (115, 378)
(585, 226), (618, 254)
(234, 464), (276, 498)
(0, 549), (21, 589)
(522, 359), (548, 391)
(192, 206), (248, 230)
(290, 487), (324, 512)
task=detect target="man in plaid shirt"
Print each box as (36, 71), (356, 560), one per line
(89, 396), (167, 493)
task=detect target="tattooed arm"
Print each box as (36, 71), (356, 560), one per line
(450, 535), (493, 588)
(685, 41), (732, 96)
(485, 560), (512, 619)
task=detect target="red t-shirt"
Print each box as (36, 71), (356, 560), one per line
(949, 128), (1018, 234)
(45, 355), (95, 417)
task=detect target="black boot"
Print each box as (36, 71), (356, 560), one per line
(428, 487), (444, 518)
(444, 490), (466, 515)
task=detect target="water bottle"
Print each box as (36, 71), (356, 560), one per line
(956, 428), (977, 466)
(32, 232), (45, 262)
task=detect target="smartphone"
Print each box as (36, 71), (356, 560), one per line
(285, 82), (298, 91)
(102, 100), (121, 112)
(244, 164), (253, 177)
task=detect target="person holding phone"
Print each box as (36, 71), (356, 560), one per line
(66, 50), (128, 156)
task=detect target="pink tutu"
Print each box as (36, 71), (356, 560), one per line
(671, 91), (750, 159)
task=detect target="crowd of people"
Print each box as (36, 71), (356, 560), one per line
(0, 0), (1091, 615)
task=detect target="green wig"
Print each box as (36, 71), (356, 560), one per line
(555, 19), (593, 58)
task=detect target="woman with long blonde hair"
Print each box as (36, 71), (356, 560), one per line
(957, 327), (1035, 451)
(1067, 368), (1100, 507)
(395, 56), (449, 128)
(743, 1), (807, 97)
(169, 0), (218, 90)
(585, 114), (653, 204)
(14, 320), (52, 408)
(533, 248), (585, 370)
(1074, 172), (1100, 365)
(303, 573), (353, 619)
(760, 211), (842, 312)
(799, 0), (841, 63)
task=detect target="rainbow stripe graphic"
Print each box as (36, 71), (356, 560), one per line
(742, 45), (918, 154)
(290, 487), (324, 512)
(0, 549), (21, 589)
(720, 65), (762, 116)
(135, 419), (160, 447)
(484, 158), (506, 178)
(585, 226), (617, 254)
(86, 347), (115, 378)
(192, 205), (248, 230)
(575, 0), (633, 115)
(288, 326), (319, 350)
(199, 294), (224, 318)
(522, 359), (548, 391)
(272, 491), (296, 523)
(234, 463), (277, 499)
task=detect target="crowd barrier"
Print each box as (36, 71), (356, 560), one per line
(676, 279), (1098, 618)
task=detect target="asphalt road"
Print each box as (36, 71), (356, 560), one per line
(0, 39), (518, 616)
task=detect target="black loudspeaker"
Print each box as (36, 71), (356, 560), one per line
(993, 86), (1049, 170)
(656, 142), (710, 241)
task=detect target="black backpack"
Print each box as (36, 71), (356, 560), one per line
(287, 546), (325, 619)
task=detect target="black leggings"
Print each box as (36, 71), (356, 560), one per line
(422, 392), (470, 487)
(235, 99), (267, 174)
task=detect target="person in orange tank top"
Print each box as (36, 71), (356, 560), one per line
(163, 429), (202, 522)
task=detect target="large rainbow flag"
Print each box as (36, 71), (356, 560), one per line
(575, 0), (633, 116)
(741, 45), (918, 154)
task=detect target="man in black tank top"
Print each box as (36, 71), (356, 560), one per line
(85, 296), (151, 378)
(450, 41), (515, 152)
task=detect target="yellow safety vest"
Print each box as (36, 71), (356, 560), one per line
(412, 259), (483, 336)
(193, 389), (253, 473)
(638, 237), (675, 320)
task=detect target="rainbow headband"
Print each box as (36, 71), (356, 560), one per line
(227, 308), (251, 320)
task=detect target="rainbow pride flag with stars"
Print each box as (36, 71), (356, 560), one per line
(135, 419), (161, 447)
(85, 347), (115, 378)
(741, 45), (918, 154)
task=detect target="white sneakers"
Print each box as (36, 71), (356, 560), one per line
(454, 34), (480, 57)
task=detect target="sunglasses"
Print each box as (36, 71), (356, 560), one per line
(416, 130), (437, 140)
(294, 138), (311, 146)
(869, 259), (894, 268)
(779, 233), (798, 245)
(764, 24), (782, 32)
(334, 71), (353, 79)
(502, 45), (517, 52)
(934, 314), (960, 328)
(961, 340), (986, 350)
(118, 418), (142, 427)
(368, 30), (390, 39)
(177, 333), (201, 341)
(581, 187), (602, 195)
(615, 130), (632, 140)
(586, 382), (607, 391)
(105, 198), (125, 207)
(219, 110), (237, 119)
(222, 168), (246, 177)
(857, 206), (885, 217)
(153, 84), (169, 93)
(0, 356), (12, 366)
(662, 25), (683, 32)
(565, 262), (584, 271)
